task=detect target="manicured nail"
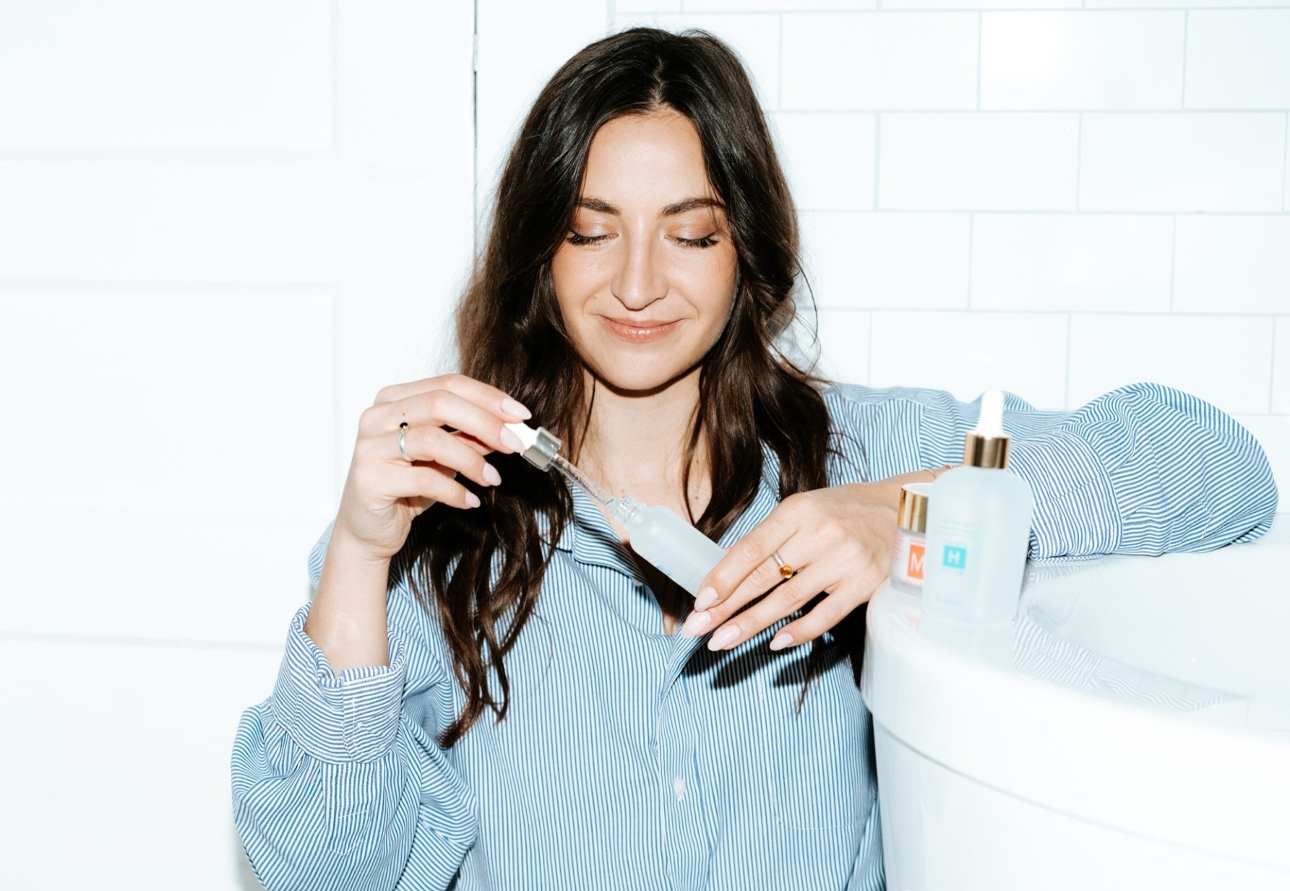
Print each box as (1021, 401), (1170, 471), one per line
(501, 397), (532, 420)
(694, 586), (717, 611)
(464, 492), (481, 508)
(482, 464), (502, 487)
(768, 631), (793, 652)
(500, 427), (526, 453)
(707, 625), (740, 652)
(680, 610), (712, 638)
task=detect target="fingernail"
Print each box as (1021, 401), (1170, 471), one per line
(768, 631), (793, 652)
(501, 397), (532, 420)
(500, 427), (526, 453)
(694, 586), (717, 611)
(680, 610), (712, 638)
(482, 464), (502, 487)
(707, 625), (740, 652)
(464, 492), (481, 509)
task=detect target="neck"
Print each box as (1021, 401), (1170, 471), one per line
(575, 365), (710, 519)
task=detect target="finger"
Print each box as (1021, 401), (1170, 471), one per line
(363, 389), (524, 456)
(390, 463), (484, 511)
(394, 425), (503, 490)
(680, 551), (788, 638)
(766, 589), (871, 652)
(703, 565), (832, 651)
(693, 506), (800, 611)
(374, 374), (531, 422)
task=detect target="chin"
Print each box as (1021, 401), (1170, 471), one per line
(589, 356), (702, 396)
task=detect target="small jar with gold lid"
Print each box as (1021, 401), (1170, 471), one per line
(891, 482), (931, 594)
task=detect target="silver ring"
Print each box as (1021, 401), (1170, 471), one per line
(397, 422), (412, 463)
(771, 551), (795, 580)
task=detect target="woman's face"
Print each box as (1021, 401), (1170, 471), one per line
(551, 110), (739, 395)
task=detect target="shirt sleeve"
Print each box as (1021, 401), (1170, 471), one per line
(231, 530), (477, 891)
(824, 381), (1278, 559)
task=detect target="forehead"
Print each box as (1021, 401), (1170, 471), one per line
(580, 110), (715, 204)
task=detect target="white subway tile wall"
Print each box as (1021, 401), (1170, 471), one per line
(4, 2), (1288, 888)
(0, 1), (476, 887)
(603, 2), (1287, 490)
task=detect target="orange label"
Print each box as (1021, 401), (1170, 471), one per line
(907, 541), (925, 580)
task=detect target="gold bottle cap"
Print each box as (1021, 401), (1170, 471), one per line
(897, 482), (932, 533)
(963, 389), (1011, 470)
(963, 432), (1010, 470)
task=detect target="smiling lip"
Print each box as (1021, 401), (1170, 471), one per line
(602, 317), (679, 343)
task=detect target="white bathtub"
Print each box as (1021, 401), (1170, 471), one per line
(861, 515), (1290, 891)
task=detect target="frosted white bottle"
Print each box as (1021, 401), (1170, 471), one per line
(612, 495), (726, 596)
(923, 390), (1034, 623)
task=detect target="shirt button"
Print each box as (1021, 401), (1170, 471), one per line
(672, 777), (686, 801)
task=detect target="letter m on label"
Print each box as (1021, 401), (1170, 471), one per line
(942, 545), (967, 570)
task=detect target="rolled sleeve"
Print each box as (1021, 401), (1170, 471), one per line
(270, 606), (407, 763)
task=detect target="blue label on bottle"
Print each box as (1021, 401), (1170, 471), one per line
(942, 545), (967, 570)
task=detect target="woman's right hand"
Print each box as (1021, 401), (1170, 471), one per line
(331, 374), (532, 563)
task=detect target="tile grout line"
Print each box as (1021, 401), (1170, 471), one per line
(0, 630), (283, 654)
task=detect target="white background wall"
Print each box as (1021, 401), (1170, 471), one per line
(0, 1), (1285, 888)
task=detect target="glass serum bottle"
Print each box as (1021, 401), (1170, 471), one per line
(922, 390), (1034, 623)
(505, 422), (726, 596)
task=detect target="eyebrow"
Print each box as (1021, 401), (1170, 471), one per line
(575, 196), (725, 217)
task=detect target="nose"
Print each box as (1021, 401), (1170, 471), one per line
(610, 232), (667, 311)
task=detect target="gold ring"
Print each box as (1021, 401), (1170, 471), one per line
(771, 551), (795, 580)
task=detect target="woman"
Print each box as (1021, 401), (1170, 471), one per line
(232, 28), (1276, 891)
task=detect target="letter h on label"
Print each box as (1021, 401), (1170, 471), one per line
(942, 545), (967, 570)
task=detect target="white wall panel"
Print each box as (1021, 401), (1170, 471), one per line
(980, 12), (1184, 110)
(0, 514), (319, 646)
(1068, 315), (1273, 414)
(1185, 11), (1290, 110)
(614, 12), (782, 108)
(0, 290), (334, 516)
(870, 311), (1069, 408)
(1079, 113), (1286, 212)
(686, 0), (876, 9)
(475, 0), (608, 215)
(0, 162), (339, 283)
(1090, 0), (1287, 6)
(0, 639), (280, 890)
(618, 0), (682, 11)
(1273, 317), (1290, 415)
(801, 212), (971, 309)
(772, 113), (877, 211)
(338, 0), (474, 165)
(970, 214), (1174, 312)
(886, 0), (1075, 8)
(1173, 216), (1290, 315)
(814, 309), (872, 385)
(879, 114), (1079, 210)
(0, 1), (332, 153)
(780, 13), (978, 111)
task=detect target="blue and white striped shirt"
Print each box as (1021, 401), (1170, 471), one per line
(232, 383), (1277, 891)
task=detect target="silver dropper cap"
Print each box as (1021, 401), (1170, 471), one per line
(504, 422), (563, 470)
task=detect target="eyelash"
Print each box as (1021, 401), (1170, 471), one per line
(565, 232), (719, 248)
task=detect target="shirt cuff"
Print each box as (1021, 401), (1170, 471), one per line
(268, 606), (406, 763)
(1007, 430), (1122, 559)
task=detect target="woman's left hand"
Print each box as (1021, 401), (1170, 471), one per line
(679, 472), (936, 651)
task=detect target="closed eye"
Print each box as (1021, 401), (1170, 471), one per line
(675, 233), (719, 248)
(567, 231), (611, 246)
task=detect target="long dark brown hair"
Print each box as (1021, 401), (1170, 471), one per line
(393, 27), (849, 746)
